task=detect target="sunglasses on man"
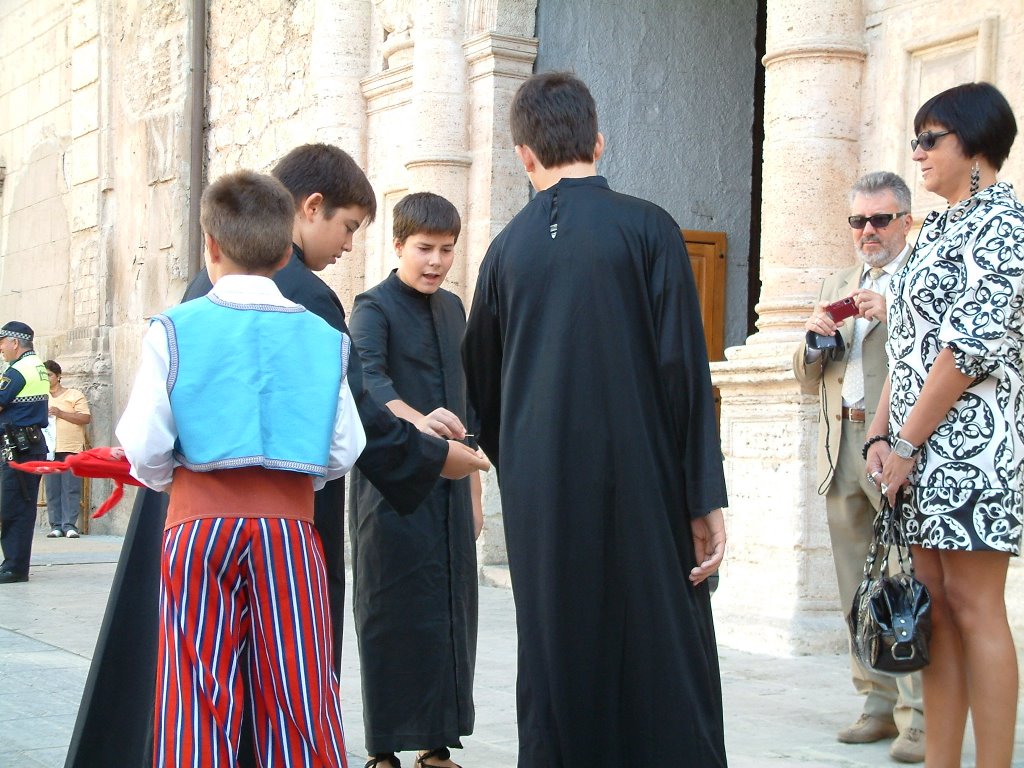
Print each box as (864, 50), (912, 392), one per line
(910, 129), (954, 152)
(848, 212), (908, 229)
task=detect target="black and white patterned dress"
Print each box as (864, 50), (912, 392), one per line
(887, 181), (1024, 554)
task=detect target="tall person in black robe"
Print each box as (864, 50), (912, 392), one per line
(65, 144), (487, 768)
(348, 193), (479, 768)
(462, 73), (729, 767)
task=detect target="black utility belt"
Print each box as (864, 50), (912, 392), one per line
(1, 424), (45, 461)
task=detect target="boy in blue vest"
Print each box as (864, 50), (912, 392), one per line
(117, 170), (364, 768)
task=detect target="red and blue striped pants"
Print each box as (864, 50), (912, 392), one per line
(156, 517), (348, 768)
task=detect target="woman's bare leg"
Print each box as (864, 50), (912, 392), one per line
(941, 549), (1016, 768)
(912, 546), (968, 767)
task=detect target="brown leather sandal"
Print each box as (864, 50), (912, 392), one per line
(417, 747), (462, 768)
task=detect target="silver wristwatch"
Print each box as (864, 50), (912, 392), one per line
(892, 435), (919, 459)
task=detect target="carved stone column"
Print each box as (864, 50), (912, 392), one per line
(709, 0), (867, 654)
(463, 29), (536, 587)
(311, 0), (373, 302)
(403, 0), (473, 292)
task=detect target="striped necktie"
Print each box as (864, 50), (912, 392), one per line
(841, 268), (885, 406)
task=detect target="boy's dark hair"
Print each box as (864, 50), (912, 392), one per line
(200, 171), (294, 270)
(44, 360), (61, 376)
(914, 82), (1017, 170)
(272, 143), (378, 222)
(393, 192), (461, 244)
(510, 71), (599, 169)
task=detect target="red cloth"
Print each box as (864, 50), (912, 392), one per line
(10, 447), (146, 518)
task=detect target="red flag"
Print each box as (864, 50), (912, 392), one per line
(11, 447), (146, 518)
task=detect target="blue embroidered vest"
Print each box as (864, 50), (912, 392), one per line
(157, 295), (349, 476)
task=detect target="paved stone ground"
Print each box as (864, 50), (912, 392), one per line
(1, 530), (1020, 767)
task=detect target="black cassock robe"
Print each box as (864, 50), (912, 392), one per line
(348, 271), (477, 753)
(65, 247), (448, 768)
(462, 176), (729, 767)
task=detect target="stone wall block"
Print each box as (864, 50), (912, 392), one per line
(759, 137), (859, 257)
(763, 59), (864, 139)
(70, 1), (99, 47)
(71, 38), (100, 92)
(766, 0), (864, 52)
(268, 16), (288, 50)
(71, 82), (99, 138)
(69, 183), (98, 232)
(211, 122), (233, 150)
(207, 84), (223, 121)
(711, 381), (847, 654)
(227, 38), (249, 68)
(270, 50), (288, 84)
(232, 111), (253, 146)
(31, 68), (63, 121)
(8, 82), (30, 129)
(247, 18), (272, 62)
(69, 129), (99, 185)
(145, 114), (176, 184)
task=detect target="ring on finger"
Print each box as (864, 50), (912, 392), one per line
(880, 483), (889, 494)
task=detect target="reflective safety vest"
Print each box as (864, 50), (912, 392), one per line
(0, 351), (49, 428)
(10, 353), (49, 403)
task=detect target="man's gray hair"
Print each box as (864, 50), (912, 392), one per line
(849, 171), (912, 211)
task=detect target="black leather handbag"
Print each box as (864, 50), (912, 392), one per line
(847, 496), (932, 676)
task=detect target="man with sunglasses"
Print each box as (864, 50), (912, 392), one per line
(793, 171), (925, 763)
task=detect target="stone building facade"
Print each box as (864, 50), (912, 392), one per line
(0, 0), (1022, 661)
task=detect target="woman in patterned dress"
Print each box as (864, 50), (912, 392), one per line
(866, 82), (1023, 767)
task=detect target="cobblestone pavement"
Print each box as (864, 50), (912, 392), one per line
(1, 530), (1019, 767)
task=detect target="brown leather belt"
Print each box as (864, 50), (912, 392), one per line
(842, 406), (866, 423)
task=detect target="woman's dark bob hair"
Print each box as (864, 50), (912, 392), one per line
(914, 82), (1017, 170)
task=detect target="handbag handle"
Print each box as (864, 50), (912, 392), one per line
(861, 492), (916, 580)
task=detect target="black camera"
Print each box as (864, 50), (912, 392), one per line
(806, 329), (847, 356)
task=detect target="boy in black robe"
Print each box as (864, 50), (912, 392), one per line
(462, 72), (729, 767)
(349, 193), (481, 768)
(66, 145), (488, 768)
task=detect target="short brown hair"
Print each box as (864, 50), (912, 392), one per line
(510, 72), (599, 169)
(199, 171), (294, 270)
(393, 192), (461, 244)
(272, 143), (377, 222)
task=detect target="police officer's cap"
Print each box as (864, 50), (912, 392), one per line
(0, 321), (34, 342)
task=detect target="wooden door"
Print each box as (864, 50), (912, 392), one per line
(683, 229), (727, 419)
(682, 229), (727, 362)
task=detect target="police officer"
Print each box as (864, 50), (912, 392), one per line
(0, 321), (50, 584)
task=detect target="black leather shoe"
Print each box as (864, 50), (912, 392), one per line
(0, 570), (29, 584)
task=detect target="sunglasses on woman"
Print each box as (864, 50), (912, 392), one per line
(848, 212), (908, 229)
(911, 129), (955, 151)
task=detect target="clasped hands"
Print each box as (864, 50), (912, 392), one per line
(865, 441), (913, 506)
(417, 407), (490, 479)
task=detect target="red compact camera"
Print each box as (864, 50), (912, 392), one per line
(825, 296), (859, 322)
